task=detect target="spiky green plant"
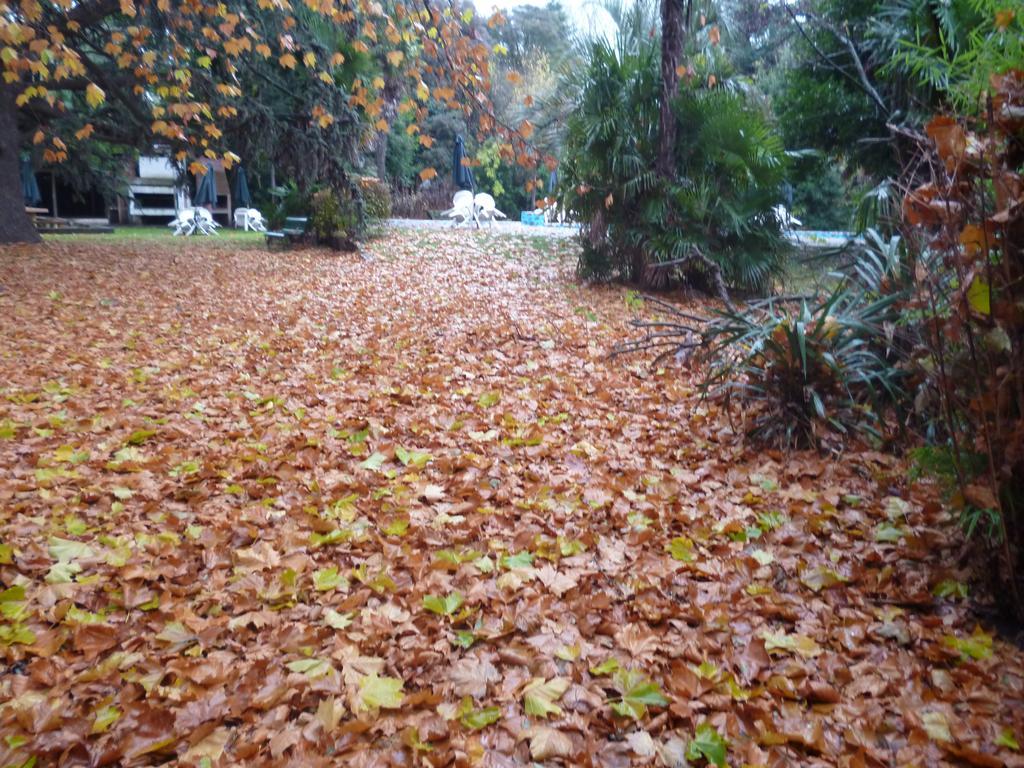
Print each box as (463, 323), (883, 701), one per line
(698, 286), (905, 447)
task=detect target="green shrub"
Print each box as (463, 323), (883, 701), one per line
(560, 39), (789, 293)
(787, 157), (856, 231)
(268, 182), (306, 230)
(309, 188), (358, 249)
(358, 177), (392, 221)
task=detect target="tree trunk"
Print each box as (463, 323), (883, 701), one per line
(0, 85), (41, 244)
(656, 0), (687, 179)
(375, 132), (388, 181)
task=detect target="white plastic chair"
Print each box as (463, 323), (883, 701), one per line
(442, 190), (476, 227)
(193, 208), (220, 236)
(234, 208), (267, 232)
(473, 193), (506, 228)
(771, 204), (802, 230)
(168, 210), (196, 236)
(245, 210), (267, 232)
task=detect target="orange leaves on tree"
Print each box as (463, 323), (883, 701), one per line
(312, 105), (334, 129)
(279, 52), (297, 69)
(995, 9), (1015, 30)
(419, 167), (437, 181)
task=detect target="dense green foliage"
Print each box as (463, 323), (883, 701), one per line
(561, 38), (788, 292)
(358, 177), (393, 221)
(309, 188), (360, 249)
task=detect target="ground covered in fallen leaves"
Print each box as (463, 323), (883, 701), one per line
(1, 229), (1023, 767)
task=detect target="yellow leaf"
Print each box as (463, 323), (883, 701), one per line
(303, 51), (316, 67)
(966, 276), (991, 315)
(85, 82), (105, 108)
(922, 711), (951, 742)
(33, 129), (45, 145)
(419, 167), (437, 182)
(279, 53), (297, 69)
(386, 50), (404, 66)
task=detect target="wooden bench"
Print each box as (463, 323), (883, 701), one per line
(25, 207), (49, 227)
(266, 216), (308, 248)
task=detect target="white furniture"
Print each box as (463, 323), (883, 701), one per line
(168, 208), (220, 236)
(234, 208), (267, 232)
(194, 207), (220, 235)
(771, 204), (802, 230)
(473, 193), (506, 228)
(168, 209), (196, 236)
(442, 190), (476, 227)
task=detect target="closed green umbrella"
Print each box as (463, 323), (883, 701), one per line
(233, 166), (252, 209)
(452, 135), (475, 192)
(193, 162), (217, 207)
(20, 157), (41, 206)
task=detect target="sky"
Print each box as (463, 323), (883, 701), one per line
(477, 0), (617, 42)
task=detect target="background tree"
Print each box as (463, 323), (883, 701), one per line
(0, 0), (529, 244)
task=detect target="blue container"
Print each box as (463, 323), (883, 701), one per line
(520, 211), (545, 226)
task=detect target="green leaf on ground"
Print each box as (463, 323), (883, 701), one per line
(423, 591), (465, 617)
(357, 672), (405, 711)
(523, 677), (570, 718)
(461, 705), (501, 729)
(685, 722), (728, 767)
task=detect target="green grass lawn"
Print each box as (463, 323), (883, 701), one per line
(43, 226), (267, 245)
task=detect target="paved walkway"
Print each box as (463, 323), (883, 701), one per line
(388, 217), (579, 238)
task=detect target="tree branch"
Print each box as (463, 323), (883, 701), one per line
(784, 5), (888, 115)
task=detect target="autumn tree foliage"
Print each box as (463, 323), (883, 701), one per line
(0, 0), (534, 244)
